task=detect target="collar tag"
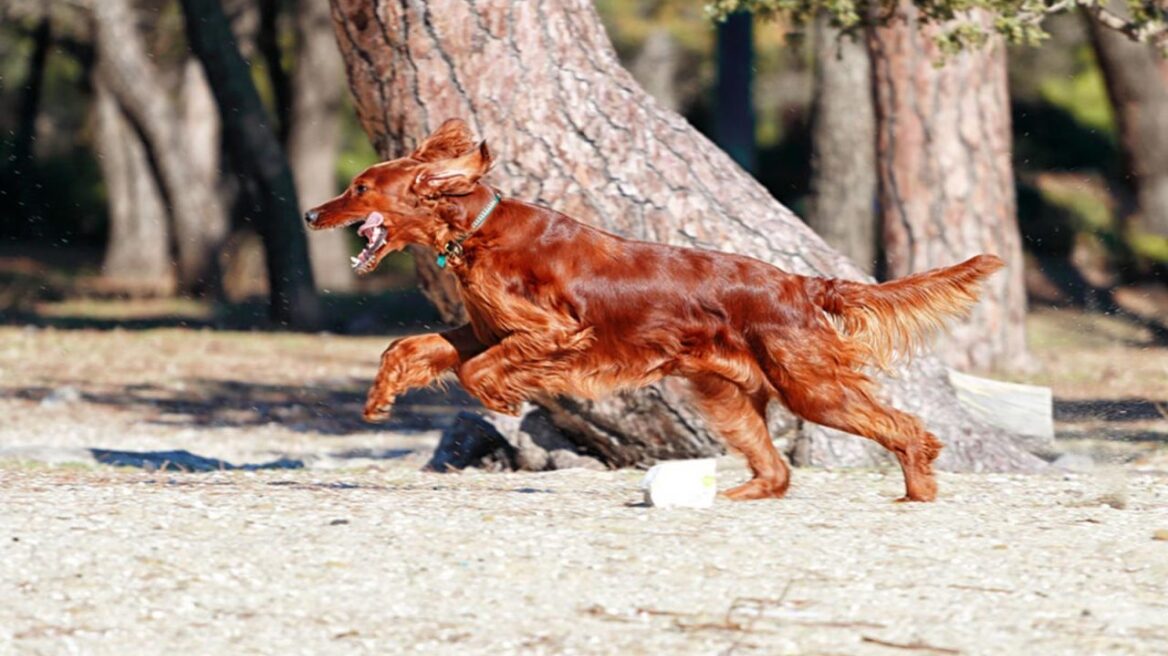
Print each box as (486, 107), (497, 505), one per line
(437, 241), (463, 268)
(436, 191), (501, 268)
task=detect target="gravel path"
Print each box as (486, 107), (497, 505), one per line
(3, 463), (1167, 655)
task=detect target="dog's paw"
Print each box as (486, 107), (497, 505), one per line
(362, 400), (393, 423)
(477, 394), (522, 417)
(482, 401), (522, 417)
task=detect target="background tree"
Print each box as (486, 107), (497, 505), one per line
(288, 0), (355, 293)
(1087, 8), (1168, 250)
(5, 13), (51, 229)
(806, 13), (877, 273)
(94, 76), (173, 293)
(91, 0), (230, 296)
(178, 0), (322, 328)
(867, 3), (1027, 371)
(328, 0), (1045, 472)
(714, 11), (756, 171)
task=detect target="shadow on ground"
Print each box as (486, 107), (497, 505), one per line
(90, 448), (306, 472)
(0, 289), (446, 335)
(1054, 399), (1167, 424)
(2, 378), (479, 436)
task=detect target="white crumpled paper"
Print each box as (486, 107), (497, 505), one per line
(641, 458), (717, 508)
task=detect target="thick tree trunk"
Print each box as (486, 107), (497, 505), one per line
(867, 3), (1028, 372)
(714, 12), (755, 172)
(94, 76), (174, 295)
(1088, 12), (1168, 240)
(807, 14), (878, 274)
(629, 28), (681, 113)
(329, 0), (1044, 473)
(288, 0), (355, 293)
(179, 0), (322, 329)
(91, 0), (228, 296)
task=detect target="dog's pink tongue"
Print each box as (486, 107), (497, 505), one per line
(357, 212), (384, 240)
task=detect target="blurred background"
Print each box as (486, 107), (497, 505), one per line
(0, 0), (1164, 432)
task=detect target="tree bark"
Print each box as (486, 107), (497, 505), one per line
(91, 0), (228, 296)
(807, 13), (878, 274)
(1087, 11), (1168, 240)
(867, 2), (1028, 372)
(628, 28), (681, 113)
(178, 58), (231, 283)
(179, 0), (322, 329)
(288, 0), (355, 293)
(329, 0), (1044, 473)
(94, 76), (174, 294)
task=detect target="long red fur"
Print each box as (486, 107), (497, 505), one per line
(306, 119), (1005, 502)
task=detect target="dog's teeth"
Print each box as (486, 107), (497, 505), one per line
(350, 256), (360, 267)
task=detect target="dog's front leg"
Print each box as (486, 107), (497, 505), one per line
(364, 325), (486, 422)
(457, 328), (592, 416)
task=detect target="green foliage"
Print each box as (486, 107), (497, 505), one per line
(1037, 46), (1115, 136)
(708, 0), (1167, 55)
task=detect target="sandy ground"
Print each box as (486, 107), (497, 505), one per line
(3, 466), (1167, 655)
(1, 320), (1167, 655)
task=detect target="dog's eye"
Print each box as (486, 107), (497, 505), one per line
(355, 184), (368, 195)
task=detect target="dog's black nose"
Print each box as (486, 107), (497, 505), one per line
(304, 209), (319, 225)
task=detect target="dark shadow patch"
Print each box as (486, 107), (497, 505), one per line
(1054, 399), (1168, 423)
(2, 379), (478, 436)
(90, 448), (303, 472)
(329, 448), (416, 460)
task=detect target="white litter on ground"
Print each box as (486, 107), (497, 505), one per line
(641, 458), (717, 508)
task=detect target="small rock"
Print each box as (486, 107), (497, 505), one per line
(1052, 453), (1094, 473)
(40, 386), (82, 407)
(548, 449), (605, 471)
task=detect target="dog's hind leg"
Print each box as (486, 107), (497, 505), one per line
(688, 374), (790, 501)
(764, 345), (942, 502)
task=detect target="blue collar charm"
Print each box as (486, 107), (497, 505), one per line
(437, 190), (501, 268)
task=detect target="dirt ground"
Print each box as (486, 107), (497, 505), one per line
(1, 308), (1166, 655)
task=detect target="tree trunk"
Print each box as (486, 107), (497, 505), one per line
(288, 0), (355, 293)
(714, 12), (755, 172)
(7, 14), (51, 228)
(1087, 11), (1168, 240)
(178, 58), (231, 284)
(807, 13), (878, 274)
(94, 76), (174, 295)
(329, 0), (1044, 473)
(867, 2), (1028, 372)
(629, 28), (681, 113)
(91, 0), (228, 296)
(257, 0), (294, 144)
(179, 0), (322, 329)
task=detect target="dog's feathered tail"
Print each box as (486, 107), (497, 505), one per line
(806, 254), (1005, 369)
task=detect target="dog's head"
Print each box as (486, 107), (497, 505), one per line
(304, 118), (493, 274)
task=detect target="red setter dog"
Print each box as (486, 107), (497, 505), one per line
(306, 119), (1003, 502)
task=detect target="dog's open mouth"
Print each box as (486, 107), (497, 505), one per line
(351, 212), (388, 273)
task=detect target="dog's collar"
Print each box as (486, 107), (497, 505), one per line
(437, 190), (502, 269)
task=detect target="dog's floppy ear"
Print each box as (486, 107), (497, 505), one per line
(413, 141), (494, 198)
(411, 118), (477, 163)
